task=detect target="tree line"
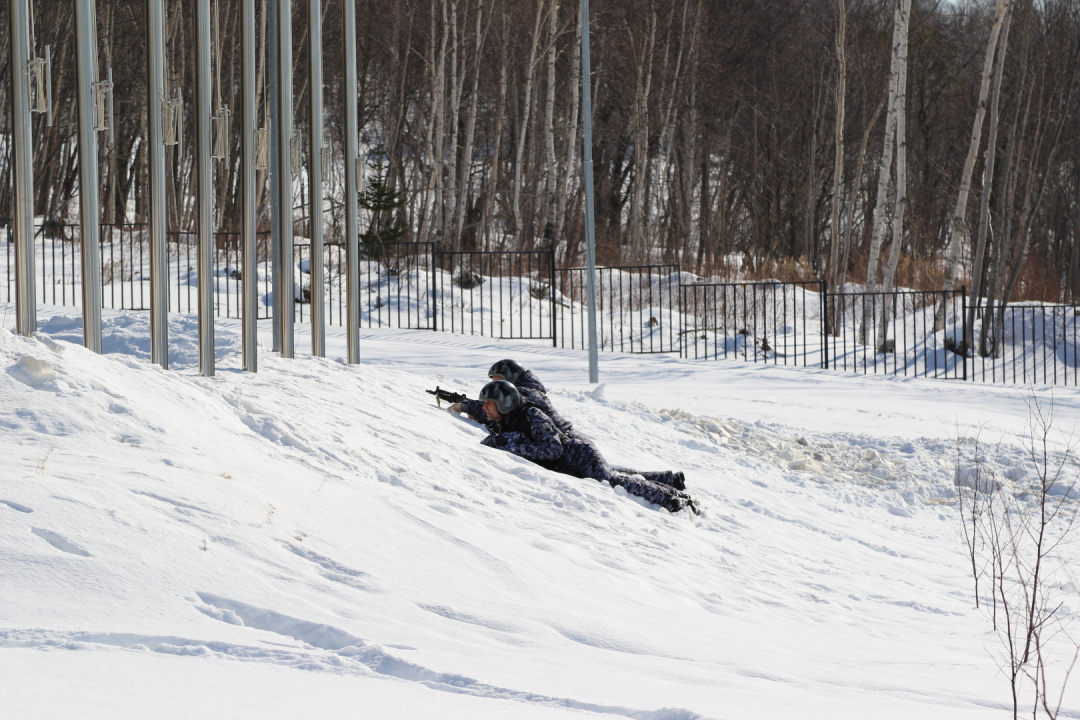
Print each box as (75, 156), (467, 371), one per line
(2, 0), (1079, 309)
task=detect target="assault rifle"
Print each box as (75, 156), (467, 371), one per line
(426, 386), (469, 407)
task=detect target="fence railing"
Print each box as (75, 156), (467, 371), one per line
(167, 229), (274, 319)
(824, 288), (967, 380)
(556, 265), (680, 353)
(680, 281), (825, 366)
(4, 221), (1079, 386)
(432, 250), (556, 343)
(2, 222), (274, 317)
(293, 241), (435, 330)
(968, 301), (1080, 386)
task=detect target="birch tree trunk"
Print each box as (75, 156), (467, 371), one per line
(513, 1), (545, 245)
(628, 7), (657, 262)
(934, 0), (1010, 333)
(680, 0), (704, 269)
(804, 68), (824, 267)
(962, 6), (1013, 352)
(838, 92), (887, 301)
(826, 0), (848, 299)
(553, 1), (582, 254)
(863, 2), (902, 292)
(482, 8), (508, 251)
(875, 0), (912, 353)
(537, 0), (559, 246)
(656, 0), (692, 263)
(418, 6), (439, 244)
(443, 0), (462, 245)
(434, 0), (451, 245)
(858, 1), (902, 344)
(452, 0), (489, 251)
(981, 0), (1032, 356)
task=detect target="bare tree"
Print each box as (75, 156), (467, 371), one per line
(874, 0), (912, 354)
(936, 0), (1011, 335)
(826, 0), (848, 299)
(957, 393), (1080, 719)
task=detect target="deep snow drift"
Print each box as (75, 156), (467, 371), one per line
(1, 306), (1078, 719)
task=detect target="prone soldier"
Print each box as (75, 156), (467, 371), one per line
(450, 359), (688, 491)
(473, 380), (700, 514)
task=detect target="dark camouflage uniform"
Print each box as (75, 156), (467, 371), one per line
(462, 374), (580, 439)
(480, 404), (682, 507)
(464, 369), (684, 489)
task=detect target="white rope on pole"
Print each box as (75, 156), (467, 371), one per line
(23, 0), (52, 125)
(211, 0), (231, 164)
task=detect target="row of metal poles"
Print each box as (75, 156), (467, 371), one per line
(6, 0), (360, 375)
(6, 0), (597, 380)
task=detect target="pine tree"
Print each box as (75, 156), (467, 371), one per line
(358, 155), (406, 254)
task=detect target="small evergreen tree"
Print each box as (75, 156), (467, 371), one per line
(358, 154), (406, 255)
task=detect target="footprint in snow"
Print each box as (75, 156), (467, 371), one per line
(193, 592), (705, 719)
(1, 500), (33, 513)
(31, 527), (91, 557)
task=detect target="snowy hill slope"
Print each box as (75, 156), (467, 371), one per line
(1, 310), (1077, 719)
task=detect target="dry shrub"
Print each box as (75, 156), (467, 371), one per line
(1011, 253), (1064, 304)
(894, 252), (950, 291)
(100, 260), (133, 286)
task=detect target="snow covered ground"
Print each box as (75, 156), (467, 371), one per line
(1, 303), (1079, 719)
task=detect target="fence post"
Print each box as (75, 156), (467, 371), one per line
(550, 248), (557, 347)
(678, 286), (685, 359)
(961, 285), (968, 381)
(430, 243), (437, 331)
(821, 280), (829, 370)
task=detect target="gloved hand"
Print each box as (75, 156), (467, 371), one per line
(494, 435), (508, 447)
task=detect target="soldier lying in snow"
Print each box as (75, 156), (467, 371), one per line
(450, 358), (687, 492)
(468, 380), (700, 515)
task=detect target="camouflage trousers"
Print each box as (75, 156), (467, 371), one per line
(560, 437), (679, 507)
(612, 468), (681, 488)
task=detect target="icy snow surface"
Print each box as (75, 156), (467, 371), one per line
(1, 305), (1078, 719)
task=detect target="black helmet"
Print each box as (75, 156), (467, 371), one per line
(488, 359), (526, 384)
(479, 380), (522, 415)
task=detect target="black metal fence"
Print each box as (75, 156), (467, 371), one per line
(824, 288), (967, 380)
(432, 250), (556, 343)
(1, 222), (273, 317)
(5, 220), (1079, 386)
(680, 281), (826, 366)
(968, 302), (1080, 386)
(556, 265), (680, 353)
(293, 241), (435, 330)
(168, 229), (274, 319)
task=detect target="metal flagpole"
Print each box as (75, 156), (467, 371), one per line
(268, 0), (281, 352)
(343, 0), (360, 364)
(147, 0), (169, 367)
(277, 0), (295, 358)
(9, 0), (37, 337)
(74, 0), (102, 353)
(196, 0), (215, 376)
(242, 0), (258, 371)
(308, 0), (325, 357)
(581, 0), (599, 383)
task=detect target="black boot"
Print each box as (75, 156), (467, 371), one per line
(672, 471), (686, 491)
(663, 491), (701, 515)
(663, 494), (688, 513)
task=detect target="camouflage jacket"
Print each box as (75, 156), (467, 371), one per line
(480, 404), (567, 471)
(462, 370), (578, 437)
